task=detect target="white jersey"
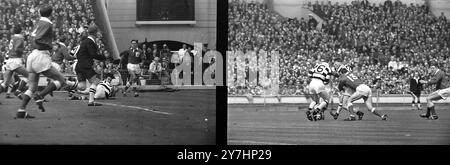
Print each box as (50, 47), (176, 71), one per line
(95, 80), (114, 99)
(308, 62), (331, 83)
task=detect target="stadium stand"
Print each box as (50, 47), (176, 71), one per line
(228, 0), (450, 96)
(0, 0), (112, 79)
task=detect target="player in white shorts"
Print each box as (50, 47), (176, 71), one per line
(0, 26), (29, 100)
(15, 5), (78, 118)
(306, 62), (332, 121)
(336, 65), (388, 121)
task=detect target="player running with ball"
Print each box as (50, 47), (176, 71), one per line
(335, 65), (388, 121)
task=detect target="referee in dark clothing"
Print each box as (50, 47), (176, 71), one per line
(72, 25), (106, 106)
(409, 71), (423, 110)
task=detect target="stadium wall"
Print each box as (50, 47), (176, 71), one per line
(228, 95), (450, 104)
(427, 0), (450, 19)
(107, 0), (217, 51)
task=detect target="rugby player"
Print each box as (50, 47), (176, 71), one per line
(306, 62), (332, 121)
(0, 26), (29, 100)
(336, 65), (388, 121)
(419, 65), (449, 120)
(17, 5), (79, 118)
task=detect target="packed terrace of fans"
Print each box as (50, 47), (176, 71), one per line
(228, 0), (450, 96)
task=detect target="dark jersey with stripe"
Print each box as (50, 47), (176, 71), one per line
(338, 73), (364, 91)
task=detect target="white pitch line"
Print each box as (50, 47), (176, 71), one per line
(97, 102), (172, 115)
(228, 140), (296, 145)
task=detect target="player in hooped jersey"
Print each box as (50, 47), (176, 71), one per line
(335, 66), (388, 121)
(306, 62), (332, 121)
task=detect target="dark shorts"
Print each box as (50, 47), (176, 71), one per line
(76, 68), (97, 82)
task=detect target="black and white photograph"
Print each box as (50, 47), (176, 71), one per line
(0, 0), (219, 145)
(227, 0), (450, 145)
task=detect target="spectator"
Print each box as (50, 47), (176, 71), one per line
(149, 57), (162, 80)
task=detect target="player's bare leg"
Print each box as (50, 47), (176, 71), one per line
(347, 94), (364, 121)
(0, 70), (14, 94)
(331, 94), (349, 120)
(364, 95), (388, 120)
(130, 73), (140, 97)
(315, 91), (331, 120)
(17, 72), (39, 118)
(33, 67), (68, 112)
(410, 93), (419, 110)
(421, 92), (442, 120)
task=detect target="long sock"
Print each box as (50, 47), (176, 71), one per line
(430, 106), (436, 116)
(370, 108), (383, 118)
(88, 85), (97, 103)
(10, 81), (19, 92)
(17, 80), (27, 92)
(426, 107), (431, 116)
(20, 90), (33, 110)
(39, 81), (59, 98)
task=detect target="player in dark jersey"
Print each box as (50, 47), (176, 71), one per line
(16, 5), (78, 118)
(335, 66), (388, 121)
(330, 65), (354, 120)
(419, 65), (449, 120)
(0, 26), (29, 100)
(123, 39), (144, 97)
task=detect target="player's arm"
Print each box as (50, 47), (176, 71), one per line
(140, 49), (145, 66)
(337, 78), (345, 92)
(88, 40), (105, 61)
(61, 46), (76, 61)
(422, 71), (442, 85)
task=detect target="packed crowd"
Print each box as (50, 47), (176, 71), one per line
(0, 0), (112, 77)
(228, 0), (450, 96)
